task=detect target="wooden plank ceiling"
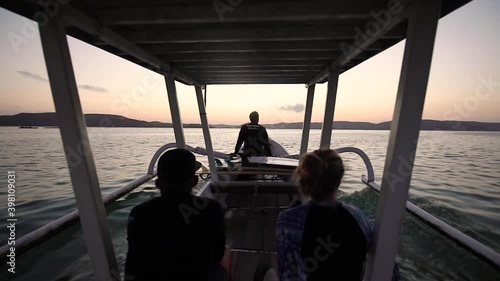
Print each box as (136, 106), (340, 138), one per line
(1, 0), (471, 85)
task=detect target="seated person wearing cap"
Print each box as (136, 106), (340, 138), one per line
(125, 149), (226, 281)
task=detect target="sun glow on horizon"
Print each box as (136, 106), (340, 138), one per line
(0, 0), (499, 125)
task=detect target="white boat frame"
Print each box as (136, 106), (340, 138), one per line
(1, 0), (499, 280)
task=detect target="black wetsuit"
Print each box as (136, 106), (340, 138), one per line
(234, 122), (272, 157)
(125, 192), (225, 281)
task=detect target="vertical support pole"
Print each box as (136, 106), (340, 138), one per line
(204, 86), (208, 107)
(38, 16), (119, 280)
(319, 69), (339, 148)
(165, 73), (186, 148)
(367, 1), (441, 280)
(195, 86), (219, 183)
(300, 84), (316, 156)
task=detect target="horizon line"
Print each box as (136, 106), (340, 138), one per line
(1, 112), (500, 125)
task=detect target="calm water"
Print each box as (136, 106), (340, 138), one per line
(0, 127), (499, 280)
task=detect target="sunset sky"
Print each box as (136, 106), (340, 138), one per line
(0, 0), (499, 125)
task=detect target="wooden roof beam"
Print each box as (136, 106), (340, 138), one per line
(172, 60), (329, 68)
(176, 66), (323, 71)
(187, 69), (319, 74)
(308, 0), (414, 85)
(61, 6), (170, 73)
(196, 74), (309, 79)
(120, 40), (391, 55)
(113, 25), (406, 44)
(205, 80), (307, 85)
(157, 51), (341, 62)
(92, 1), (385, 25)
(60, 5), (203, 86)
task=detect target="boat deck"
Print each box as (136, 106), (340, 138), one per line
(224, 193), (291, 280)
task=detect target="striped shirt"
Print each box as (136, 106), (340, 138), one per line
(276, 200), (400, 281)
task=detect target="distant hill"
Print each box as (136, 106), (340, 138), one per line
(0, 113), (202, 128)
(1, 113), (499, 131)
(374, 120), (500, 131)
(262, 121), (384, 130)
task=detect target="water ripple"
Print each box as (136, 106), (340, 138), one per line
(0, 128), (499, 280)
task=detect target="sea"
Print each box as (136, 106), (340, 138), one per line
(0, 127), (499, 281)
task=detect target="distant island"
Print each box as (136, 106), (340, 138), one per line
(1, 113), (499, 131)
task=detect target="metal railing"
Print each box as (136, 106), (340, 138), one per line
(334, 147), (500, 270)
(2, 145), (499, 272)
(0, 173), (155, 262)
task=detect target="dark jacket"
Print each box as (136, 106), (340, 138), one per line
(125, 192), (225, 281)
(234, 122), (272, 156)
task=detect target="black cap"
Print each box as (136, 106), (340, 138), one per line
(157, 149), (202, 184)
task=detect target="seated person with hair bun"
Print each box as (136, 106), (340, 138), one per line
(271, 149), (400, 281)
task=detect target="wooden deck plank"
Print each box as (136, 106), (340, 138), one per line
(252, 193), (270, 208)
(224, 194), (284, 251)
(271, 253), (279, 276)
(223, 193), (284, 280)
(237, 194), (254, 208)
(263, 209), (280, 252)
(214, 181), (297, 194)
(263, 194), (278, 208)
(225, 192), (294, 209)
(242, 211), (265, 250)
(226, 209), (268, 250)
(225, 193), (240, 208)
(225, 209), (246, 250)
(231, 251), (277, 281)
(277, 193), (293, 206)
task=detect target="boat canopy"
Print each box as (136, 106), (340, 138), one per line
(5, 1), (494, 281)
(2, 0), (470, 86)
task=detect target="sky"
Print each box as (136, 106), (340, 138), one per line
(0, 0), (499, 125)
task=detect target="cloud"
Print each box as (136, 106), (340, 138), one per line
(17, 71), (48, 82)
(279, 103), (306, 113)
(78, 84), (108, 93)
(17, 70), (108, 93)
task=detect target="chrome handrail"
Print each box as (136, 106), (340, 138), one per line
(362, 177), (500, 270)
(0, 173), (155, 261)
(334, 147), (500, 270)
(3, 145), (499, 272)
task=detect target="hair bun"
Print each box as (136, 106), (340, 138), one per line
(295, 149), (345, 201)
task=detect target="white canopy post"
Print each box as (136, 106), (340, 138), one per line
(300, 84), (316, 156)
(165, 73), (186, 148)
(195, 85), (219, 183)
(367, 0), (442, 280)
(319, 69), (339, 148)
(38, 15), (119, 280)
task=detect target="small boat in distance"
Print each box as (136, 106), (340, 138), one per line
(18, 125), (38, 129)
(2, 0), (499, 280)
